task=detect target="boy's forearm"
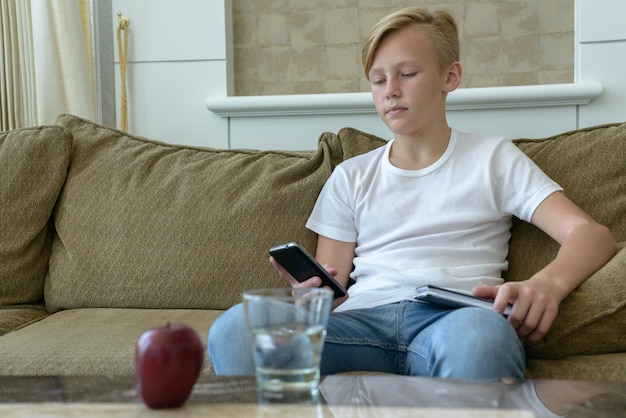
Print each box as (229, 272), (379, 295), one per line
(532, 222), (616, 301)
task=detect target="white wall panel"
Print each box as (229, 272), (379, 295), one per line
(112, 0), (229, 62)
(578, 42), (626, 126)
(111, 0), (232, 145)
(577, 0), (626, 127)
(115, 61), (228, 147)
(230, 114), (391, 150)
(448, 107), (578, 139)
(227, 104), (578, 150)
(216, 82), (600, 150)
(577, 0), (626, 42)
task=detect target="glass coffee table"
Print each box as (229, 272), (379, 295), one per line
(0, 374), (623, 417)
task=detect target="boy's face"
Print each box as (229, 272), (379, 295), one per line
(368, 25), (460, 138)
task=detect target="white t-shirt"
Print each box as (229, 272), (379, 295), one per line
(306, 129), (562, 312)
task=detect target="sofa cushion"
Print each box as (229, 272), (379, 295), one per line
(0, 308), (220, 375)
(46, 116), (385, 313)
(506, 123), (626, 359)
(0, 126), (72, 306)
(0, 306), (49, 336)
(525, 243), (626, 359)
(336, 127), (388, 159)
(507, 122), (626, 283)
(526, 353), (626, 382)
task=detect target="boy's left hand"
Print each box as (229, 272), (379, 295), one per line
(472, 280), (560, 343)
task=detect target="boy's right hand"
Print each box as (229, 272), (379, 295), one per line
(269, 256), (348, 310)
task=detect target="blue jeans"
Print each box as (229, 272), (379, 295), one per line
(208, 300), (525, 380)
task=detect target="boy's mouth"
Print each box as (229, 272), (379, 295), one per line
(386, 106), (407, 115)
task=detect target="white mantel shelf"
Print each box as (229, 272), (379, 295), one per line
(205, 82), (603, 118)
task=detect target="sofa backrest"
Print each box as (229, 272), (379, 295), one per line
(507, 122), (626, 282)
(2, 116), (624, 320)
(43, 115), (386, 312)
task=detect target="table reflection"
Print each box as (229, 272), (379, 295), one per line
(319, 375), (624, 418)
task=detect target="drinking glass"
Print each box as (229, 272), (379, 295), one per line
(243, 287), (333, 398)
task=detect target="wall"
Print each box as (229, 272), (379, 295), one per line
(112, 0), (625, 148)
(111, 0), (231, 148)
(231, 0), (575, 95)
(576, 0), (626, 126)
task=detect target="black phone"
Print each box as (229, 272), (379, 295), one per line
(269, 242), (347, 298)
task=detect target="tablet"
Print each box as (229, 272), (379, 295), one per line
(415, 285), (513, 317)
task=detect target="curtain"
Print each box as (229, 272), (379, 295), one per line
(0, 0), (96, 131)
(0, 0), (34, 130)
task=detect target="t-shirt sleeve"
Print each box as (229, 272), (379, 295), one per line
(305, 165), (358, 243)
(492, 140), (563, 223)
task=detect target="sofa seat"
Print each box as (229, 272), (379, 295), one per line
(0, 306), (623, 381)
(0, 308), (221, 376)
(526, 353), (626, 382)
(0, 308), (624, 381)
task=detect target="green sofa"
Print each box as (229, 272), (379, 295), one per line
(1, 114), (624, 381)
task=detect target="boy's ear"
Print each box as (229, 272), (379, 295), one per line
(443, 62), (462, 92)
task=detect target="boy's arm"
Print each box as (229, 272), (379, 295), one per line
(315, 235), (356, 288)
(474, 191), (616, 342)
(315, 236), (356, 310)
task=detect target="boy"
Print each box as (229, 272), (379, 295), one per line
(209, 7), (615, 380)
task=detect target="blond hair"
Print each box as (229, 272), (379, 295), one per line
(362, 7), (460, 79)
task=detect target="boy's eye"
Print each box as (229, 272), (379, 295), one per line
(401, 72), (417, 78)
(371, 78), (385, 86)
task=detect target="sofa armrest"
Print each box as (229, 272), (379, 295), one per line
(526, 242), (626, 359)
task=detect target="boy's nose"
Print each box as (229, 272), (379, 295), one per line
(385, 78), (401, 98)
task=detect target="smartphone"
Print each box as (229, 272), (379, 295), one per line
(269, 242), (347, 298)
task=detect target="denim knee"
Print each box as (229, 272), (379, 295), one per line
(207, 303), (255, 375)
(408, 307), (525, 380)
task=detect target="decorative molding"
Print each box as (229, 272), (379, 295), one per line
(206, 82), (603, 118)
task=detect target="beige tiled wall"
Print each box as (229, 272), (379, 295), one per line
(232, 0), (573, 96)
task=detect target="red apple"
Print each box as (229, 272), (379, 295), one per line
(135, 322), (204, 408)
